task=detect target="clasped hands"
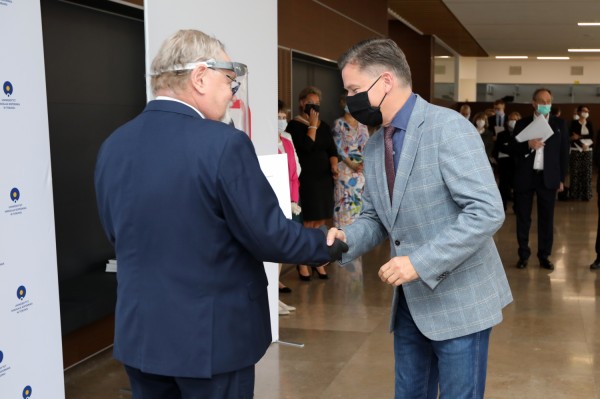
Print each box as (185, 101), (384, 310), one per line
(325, 228), (419, 286)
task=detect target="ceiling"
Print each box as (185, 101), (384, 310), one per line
(389, 0), (600, 60)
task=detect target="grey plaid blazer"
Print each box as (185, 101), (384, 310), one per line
(342, 95), (512, 341)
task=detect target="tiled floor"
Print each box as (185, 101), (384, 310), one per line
(64, 199), (600, 398)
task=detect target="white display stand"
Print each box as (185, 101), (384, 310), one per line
(0, 1), (64, 398)
(257, 154), (292, 341)
(144, 0), (280, 340)
(144, 0), (278, 155)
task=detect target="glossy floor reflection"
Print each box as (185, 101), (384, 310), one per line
(65, 199), (600, 398)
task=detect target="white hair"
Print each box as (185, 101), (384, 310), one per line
(150, 29), (225, 95)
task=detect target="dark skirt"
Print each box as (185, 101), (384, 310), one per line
(569, 150), (593, 200)
(299, 175), (334, 221)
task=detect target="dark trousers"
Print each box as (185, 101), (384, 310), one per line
(596, 193), (600, 259)
(497, 158), (515, 210)
(125, 365), (255, 399)
(514, 171), (556, 261)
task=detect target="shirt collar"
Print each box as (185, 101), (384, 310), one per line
(155, 96), (205, 118)
(389, 93), (417, 131)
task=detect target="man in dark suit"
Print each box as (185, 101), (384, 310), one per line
(488, 99), (507, 134)
(512, 88), (569, 270)
(95, 29), (345, 398)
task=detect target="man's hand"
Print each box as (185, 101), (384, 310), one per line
(317, 226), (348, 263)
(378, 256), (419, 286)
(326, 227), (346, 246)
(528, 138), (544, 150)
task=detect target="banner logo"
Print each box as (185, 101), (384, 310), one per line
(12, 285), (33, 314)
(17, 285), (26, 300)
(0, 349), (9, 379)
(10, 187), (20, 202)
(23, 385), (32, 399)
(0, 80), (20, 110)
(3, 81), (13, 97)
(5, 187), (27, 216)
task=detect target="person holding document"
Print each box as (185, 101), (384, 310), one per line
(95, 29), (347, 398)
(512, 88), (569, 270)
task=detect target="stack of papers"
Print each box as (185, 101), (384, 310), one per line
(515, 115), (554, 143)
(105, 259), (117, 273)
(574, 138), (594, 152)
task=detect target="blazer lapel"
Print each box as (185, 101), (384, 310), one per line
(390, 96), (426, 224)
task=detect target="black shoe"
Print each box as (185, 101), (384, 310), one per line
(279, 286), (292, 293)
(313, 266), (329, 280)
(516, 259), (528, 269)
(297, 265), (311, 281)
(590, 259), (600, 270)
(539, 258), (554, 270)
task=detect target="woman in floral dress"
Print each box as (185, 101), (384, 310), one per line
(332, 96), (369, 227)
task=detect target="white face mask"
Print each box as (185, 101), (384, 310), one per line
(476, 119), (486, 129)
(278, 119), (287, 134)
(574, 114), (579, 120)
(581, 112), (589, 119)
(508, 120), (517, 130)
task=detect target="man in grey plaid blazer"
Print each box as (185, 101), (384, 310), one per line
(328, 38), (512, 398)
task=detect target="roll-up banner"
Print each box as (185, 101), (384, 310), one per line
(0, 1), (65, 398)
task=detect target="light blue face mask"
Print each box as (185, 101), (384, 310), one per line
(537, 104), (552, 115)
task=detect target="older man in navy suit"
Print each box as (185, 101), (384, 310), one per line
(327, 38), (512, 398)
(95, 29), (345, 399)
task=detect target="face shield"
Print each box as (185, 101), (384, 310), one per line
(160, 59), (251, 135)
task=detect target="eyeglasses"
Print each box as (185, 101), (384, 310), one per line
(153, 58), (248, 96)
(209, 67), (240, 95)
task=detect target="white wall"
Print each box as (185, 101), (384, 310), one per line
(477, 59), (600, 84)
(145, 0), (280, 342)
(145, 0), (278, 156)
(458, 57), (478, 102)
(434, 58), (455, 83)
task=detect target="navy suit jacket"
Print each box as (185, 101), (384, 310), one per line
(512, 115), (569, 191)
(95, 100), (331, 378)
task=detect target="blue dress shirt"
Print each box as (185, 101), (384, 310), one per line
(389, 93), (417, 172)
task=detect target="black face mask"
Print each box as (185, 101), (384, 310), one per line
(346, 75), (387, 127)
(304, 103), (320, 115)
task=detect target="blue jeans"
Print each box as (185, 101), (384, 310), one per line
(393, 289), (491, 399)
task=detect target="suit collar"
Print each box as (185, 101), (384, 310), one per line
(145, 99), (205, 120)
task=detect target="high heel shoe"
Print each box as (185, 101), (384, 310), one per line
(313, 265), (329, 280)
(296, 265), (311, 281)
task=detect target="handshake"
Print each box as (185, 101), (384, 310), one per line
(305, 226), (349, 266)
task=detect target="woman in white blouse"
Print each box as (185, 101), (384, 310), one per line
(569, 105), (594, 201)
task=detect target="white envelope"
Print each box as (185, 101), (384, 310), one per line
(515, 115), (554, 143)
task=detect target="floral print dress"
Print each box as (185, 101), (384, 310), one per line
(332, 117), (369, 227)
